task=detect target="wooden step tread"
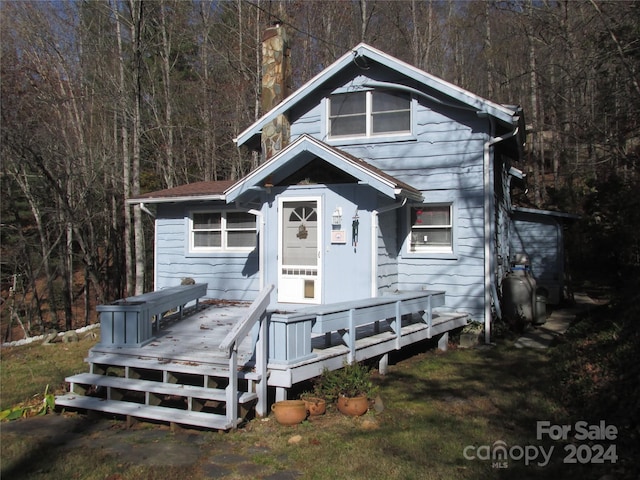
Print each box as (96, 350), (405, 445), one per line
(87, 354), (261, 381)
(67, 373), (258, 404)
(55, 394), (238, 430)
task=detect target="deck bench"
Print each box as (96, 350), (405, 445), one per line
(97, 283), (207, 347)
(268, 290), (445, 364)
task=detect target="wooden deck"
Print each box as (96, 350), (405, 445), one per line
(56, 290), (468, 429)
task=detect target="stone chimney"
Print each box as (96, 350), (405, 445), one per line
(261, 23), (291, 160)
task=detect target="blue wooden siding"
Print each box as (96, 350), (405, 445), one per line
(286, 67), (493, 322)
(154, 204), (260, 301)
(376, 208), (399, 294)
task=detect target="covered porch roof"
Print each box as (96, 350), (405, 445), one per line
(226, 134), (423, 204)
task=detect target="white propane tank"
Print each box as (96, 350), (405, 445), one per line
(502, 254), (536, 331)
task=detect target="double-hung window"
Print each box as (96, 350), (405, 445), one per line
(190, 211), (256, 252)
(328, 89), (411, 139)
(409, 205), (453, 253)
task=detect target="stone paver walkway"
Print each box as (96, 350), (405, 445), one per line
(514, 292), (607, 349)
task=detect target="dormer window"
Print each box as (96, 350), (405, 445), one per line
(328, 90), (411, 139)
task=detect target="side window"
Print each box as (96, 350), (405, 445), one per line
(190, 211), (256, 252)
(328, 90), (411, 139)
(192, 212), (222, 248)
(226, 212), (258, 249)
(409, 205), (453, 253)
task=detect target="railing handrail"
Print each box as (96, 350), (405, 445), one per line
(270, 290), (445, 324)
(219, 284), (273, 355)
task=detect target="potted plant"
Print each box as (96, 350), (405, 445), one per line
(271, 399), (308, 425)
(299, 391), (327, 416)
(314, 362), (377, 416)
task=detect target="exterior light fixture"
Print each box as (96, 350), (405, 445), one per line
(332, 207), (343, 227)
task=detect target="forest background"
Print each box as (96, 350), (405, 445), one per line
(1, 0), (638, 339)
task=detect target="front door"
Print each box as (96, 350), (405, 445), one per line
(278, 197), (321, 303)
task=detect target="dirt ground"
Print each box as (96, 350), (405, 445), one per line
(1, 413), (302, 479)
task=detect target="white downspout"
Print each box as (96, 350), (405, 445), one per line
(484, 121), (519, 344)
(371, 197), (408, 297)
(248, 209), (264, 291)
(139, 202), (156, 219)
(139, 203), (158, 289)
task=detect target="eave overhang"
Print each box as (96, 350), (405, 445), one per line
(126, 180), (233, 205)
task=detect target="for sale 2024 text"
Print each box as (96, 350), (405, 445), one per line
(537, 420), (618, 465)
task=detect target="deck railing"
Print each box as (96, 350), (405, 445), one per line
(96, 283), (208, 347)
(268, 290), (445, 365)
(219, 284), (274, 420)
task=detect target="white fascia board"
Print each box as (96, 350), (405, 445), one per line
(126, 195), (226, 205)
(234, 48), (358, 147)
(355, 44), (518, 124)
(513, 206), (581, 220)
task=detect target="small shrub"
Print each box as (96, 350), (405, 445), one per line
(313, 361), (377, 402)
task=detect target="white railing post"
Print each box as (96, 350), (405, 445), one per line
(219, 285), (273, 427)
(226, 348), (238, 428)
(348, 308), (356, 363)
(255, 312), (268, 417)
(395, 300), (402, 350)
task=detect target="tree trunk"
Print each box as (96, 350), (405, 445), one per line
(130, 0), (146, 295)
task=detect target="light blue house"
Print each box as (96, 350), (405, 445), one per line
(58, 30), (534, 429)
(133, 32), (526, 342)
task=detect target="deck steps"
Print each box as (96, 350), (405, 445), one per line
(65, 373), (258, 404)
(56, 368), (258, 431)
(54, 395), (240, 430)
(86, 353), (261, 381)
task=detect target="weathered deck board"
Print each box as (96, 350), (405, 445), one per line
(67, 373), (258, 404)
(54, 395), (237, 430)
(87, 304), (467, 381)
(90, 303), (256, 367)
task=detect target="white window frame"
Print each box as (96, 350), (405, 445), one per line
(407, 204), (454, 254)
(189, 210), (257, 252)
(327, 89), (412, 140)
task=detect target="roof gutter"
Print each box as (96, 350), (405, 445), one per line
(126, 194), (226, 205)
(362, 80), (517, 124)
(483, 119), (519, 344)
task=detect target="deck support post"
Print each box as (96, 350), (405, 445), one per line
(255, 313), (268, 417)
(226, 349), (238, 428)
(275, 387), (287, 401)
(438, 332), (449, 351)
(379, 353), (389, 375)
(394, 300), (401, 350)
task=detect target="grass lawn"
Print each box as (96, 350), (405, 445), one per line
(1, 305), (635, 480)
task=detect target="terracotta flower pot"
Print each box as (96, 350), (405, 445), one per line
(302, 397), (326, 416)
(271, 400), (308, 425)
(336, 395), (369, 416)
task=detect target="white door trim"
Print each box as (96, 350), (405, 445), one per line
(277, 196), (322, 304)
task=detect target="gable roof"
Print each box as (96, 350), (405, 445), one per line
(235, 43), (522, 149)
(225, 134), (423, 203)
